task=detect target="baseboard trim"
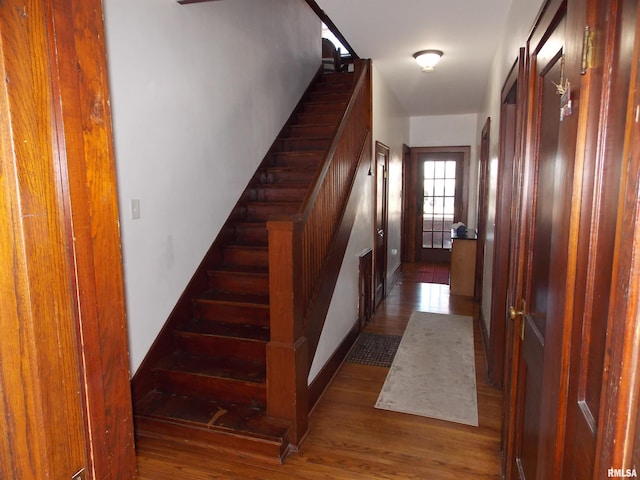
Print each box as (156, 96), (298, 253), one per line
(308, 321), (360, 412)
(389, 263), (402, 292)
(478, 307), (491, 378)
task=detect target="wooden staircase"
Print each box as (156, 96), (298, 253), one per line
(132, 70), (362, 462)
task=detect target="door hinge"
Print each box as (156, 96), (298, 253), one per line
(581, 25), (595, 75)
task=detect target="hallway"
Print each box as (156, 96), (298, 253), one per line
(136, 263), (502, 479)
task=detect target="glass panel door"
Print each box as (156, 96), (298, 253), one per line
(416, 152), (464, 263)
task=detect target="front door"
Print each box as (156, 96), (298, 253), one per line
(415, 151), (465, 263)
(507, 0), (586, 478)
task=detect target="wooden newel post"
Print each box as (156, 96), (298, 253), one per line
(266, 218), (309, 446)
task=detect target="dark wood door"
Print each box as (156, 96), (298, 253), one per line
(508, 0), (586, 478)
(374, 141), (389, 306)
(563, 0), (636, 477)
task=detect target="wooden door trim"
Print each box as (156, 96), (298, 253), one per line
(374, 141), (389, 306)
(488, 53), (526, 389)
(401, 144), (411, 263)
(49, 1), (136, 476)
(596, 0), (640, 473)
(501, 49), (531, 480)
(0, 0), (136, 477)
(404, 145), (470, 263)
(476, 118), (491, 304)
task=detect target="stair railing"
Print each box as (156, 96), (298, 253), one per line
(266, 59), (372, 446)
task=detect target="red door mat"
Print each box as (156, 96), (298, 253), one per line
(416, 263), (450, 285)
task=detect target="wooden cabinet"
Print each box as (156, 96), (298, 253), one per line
(450, 238), (476, 297)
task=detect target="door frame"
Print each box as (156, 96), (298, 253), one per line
(0, 1), (135, 478)
(488, 53), (526, 389)
(403, 146), (470, 263)
(594, 0), (640, 473)
(475, 118), (491, 302)
(374, 141), (389, 307)
(401, 144), (412, 263)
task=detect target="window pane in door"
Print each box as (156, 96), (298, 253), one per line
(445, 178), (456, 196)
(422, 232), (433, 248)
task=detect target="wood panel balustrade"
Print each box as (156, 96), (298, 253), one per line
(266, 59), (372, 445)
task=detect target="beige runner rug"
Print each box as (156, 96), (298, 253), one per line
(375, 312), (479, 426)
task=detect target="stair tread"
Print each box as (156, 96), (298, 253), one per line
(156, 351), (266, 384)
(196, 289), (269, 307)
(178, 319), (269, 342)
(135, 391), (290, 441)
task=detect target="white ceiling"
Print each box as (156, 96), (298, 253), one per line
(316, 0), (513, 117)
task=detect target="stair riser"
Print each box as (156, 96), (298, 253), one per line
(299, 101), (347, 115)
(306, 92), (351, 104)
(294, 112), (341, 125)
(192, 301), (270, 326)
(208, 272), (269, 296)
(310, 83), (353, 94)
(284, 124), (335, 138)
(154, 370), (266, 408)
(270, 153), (322, 169)
(175, 334), (267, 363)
(134, 418), (290, 463)
(261, 170), (315, 184)
(314, 74), (353, 87)
(275, 137), (329, 152)
(251, 186), (308, 202)
(245, 203), (299, 222)
(222, 247), (268, 267)
(234, 224), (268, 244)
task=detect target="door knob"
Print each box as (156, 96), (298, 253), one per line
(509, 300), (527, 340)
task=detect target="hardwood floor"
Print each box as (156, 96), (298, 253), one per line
(135, 263), (503, 479)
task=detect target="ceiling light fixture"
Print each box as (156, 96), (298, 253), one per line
(413, 50), (443, 72)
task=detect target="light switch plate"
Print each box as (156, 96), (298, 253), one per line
(130, 199), (141, 220)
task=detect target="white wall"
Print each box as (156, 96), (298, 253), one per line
(309, 63), (410, 382)
(373, 66), (411, 283)
(308, 183), (374, 381)
(103, 0), (320, 372)
(409, 114), (479, 227)
(476, 0), (546, 333)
